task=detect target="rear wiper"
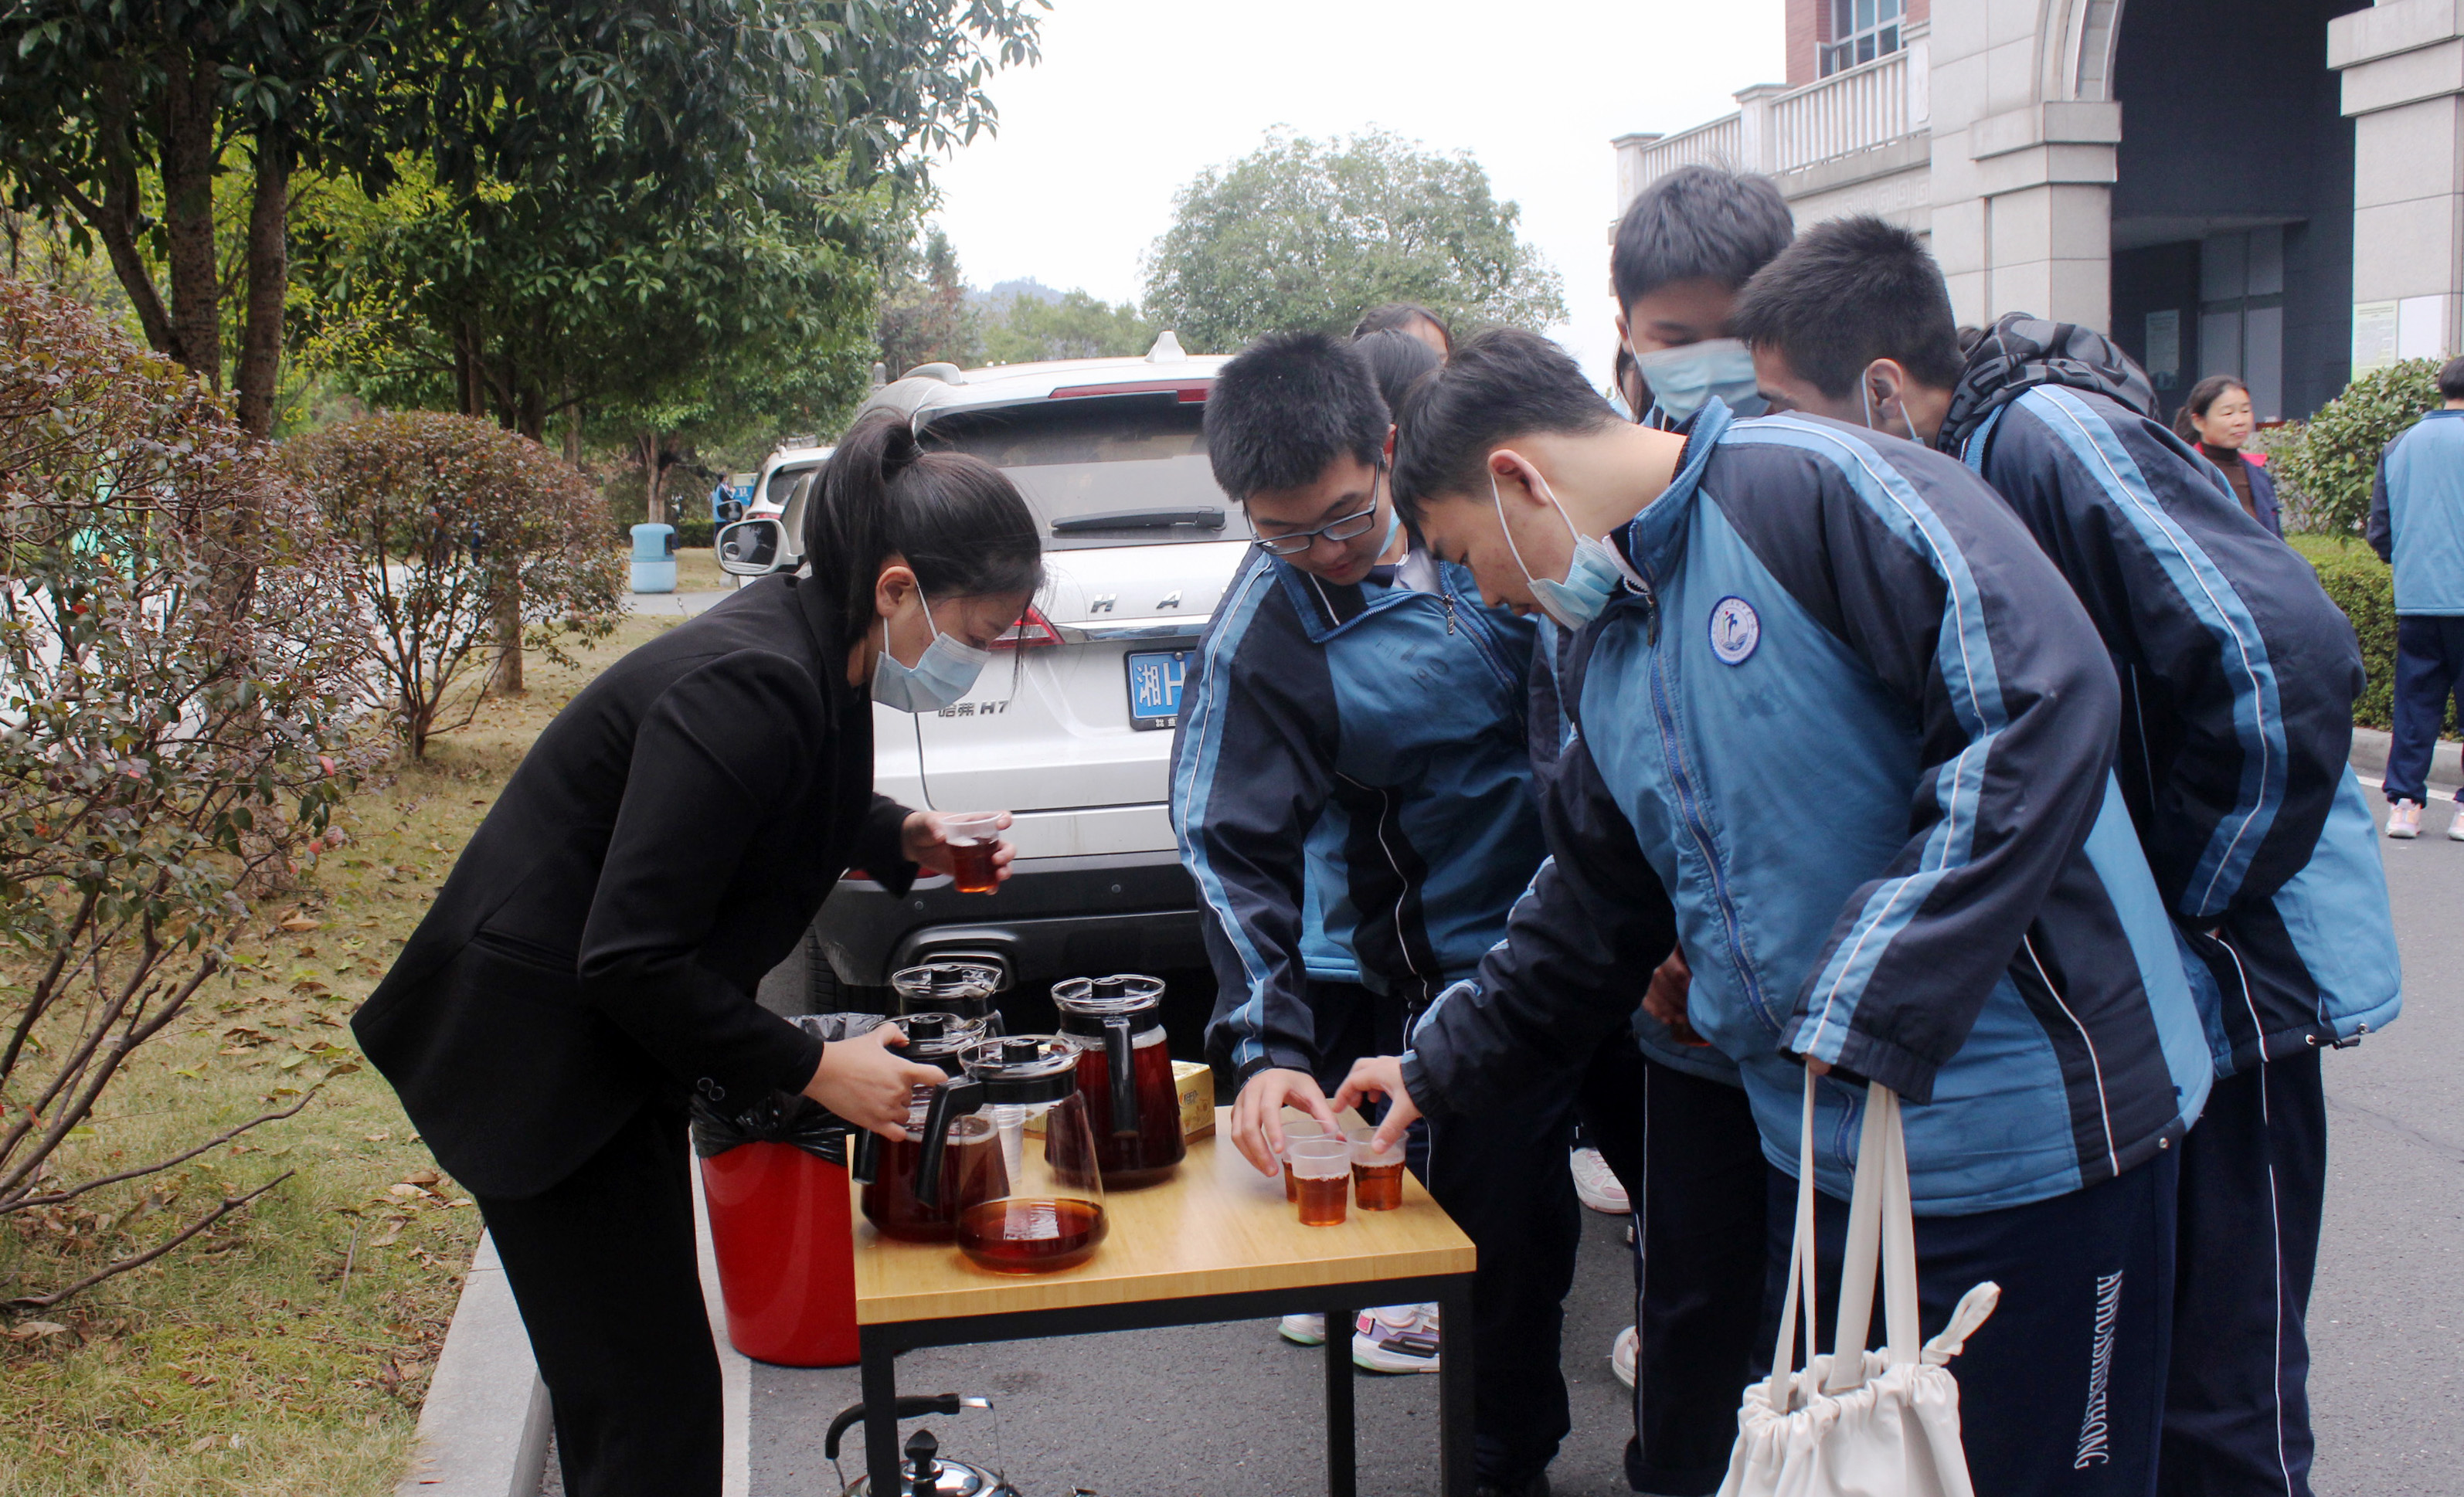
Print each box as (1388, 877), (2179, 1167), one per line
(1050, 507), (1226, 534)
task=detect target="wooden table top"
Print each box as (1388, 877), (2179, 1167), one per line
(853, 1107), (1476, 1326)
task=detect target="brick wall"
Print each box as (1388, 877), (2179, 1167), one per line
(1787, 0), (1820, 87)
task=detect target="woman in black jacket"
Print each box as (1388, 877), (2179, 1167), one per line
(353, 409), (1042, 1497)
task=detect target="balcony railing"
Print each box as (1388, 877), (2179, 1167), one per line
(1616, 34), (1929, 205)
(1774, 49), (1912, 174)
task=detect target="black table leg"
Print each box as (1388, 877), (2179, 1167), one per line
(1324, 1305), (1355, 1497)
(860, 1331), (902, 1497)
(1436, 1276), (1476, 1497)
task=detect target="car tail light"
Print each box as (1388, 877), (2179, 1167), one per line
(841, 868), (869, 882)
(992, 606), (1060, 650)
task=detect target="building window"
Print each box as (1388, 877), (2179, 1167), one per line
(1821, 0), (1902, 76)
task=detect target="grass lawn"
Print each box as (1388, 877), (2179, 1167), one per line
(0, 610), (684, 1497)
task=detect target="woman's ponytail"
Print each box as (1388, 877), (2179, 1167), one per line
(806, 408), (1042, 644)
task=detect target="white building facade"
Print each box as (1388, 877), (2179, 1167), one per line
(1616, 0), (2464, 422)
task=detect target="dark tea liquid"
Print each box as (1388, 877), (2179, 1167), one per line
(1283, 1160), (1299, 1202)
(1294, 1172), (1348, 1227)
(1353, 1160), (1405, 1210)
(948, 839), (999, 894)
(1049, 1034), (1184, 1186)
(957, 1197), (1108, 1273)
(861, 1119), (1006, 1242)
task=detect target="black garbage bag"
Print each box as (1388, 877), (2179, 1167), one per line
(688, 1013), (887, 1166)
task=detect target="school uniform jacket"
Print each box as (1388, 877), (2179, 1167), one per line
(1173, 547), (1545, 1085)
(353, 575), (917, 1200)
(1402, 400), (2214, 1214)
(1943, 315), (2401, 1077)
(2367, 407), (2464, 613)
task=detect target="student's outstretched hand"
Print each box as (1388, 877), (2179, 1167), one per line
(1229, 1068), (1347, 1177)
(1332, 1057), (1422, 1155)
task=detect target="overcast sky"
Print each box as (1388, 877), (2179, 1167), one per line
(926, 0), (1786, 383)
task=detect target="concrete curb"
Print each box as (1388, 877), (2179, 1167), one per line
(396, 1233), (552, 1497)
(2350, 725), (2463, 791)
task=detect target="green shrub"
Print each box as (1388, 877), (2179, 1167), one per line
(2269, 359), (2442, 536)
(2289, 534), (2459, 734)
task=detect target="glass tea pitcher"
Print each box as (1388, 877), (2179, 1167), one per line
(913, 1036), (1109, 1275)
(889, 962), (1005, 1031)
(851, 1012), (995, 1242)
(1050, 974), (1184, 1186)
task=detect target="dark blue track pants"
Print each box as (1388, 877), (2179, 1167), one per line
(2160, 1051), (2326, 1497)
(1629, 1058), (1769, 1497)
(1756, 1149), (2180, 1497)
(2383, 614), (2464, 803)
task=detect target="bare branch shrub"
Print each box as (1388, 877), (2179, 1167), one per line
(0, 275), (373, 1308)
(284, 412), (626, 756)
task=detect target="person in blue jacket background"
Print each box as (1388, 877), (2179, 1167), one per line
(1173, 331), (1597, 1497)
(2368, 357), (2464, 840)
(1734, 216), (2401, 1497)
(1341, 328), (2214, 1497)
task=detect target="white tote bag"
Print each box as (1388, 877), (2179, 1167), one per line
(1716, 1074), (2002, 1497)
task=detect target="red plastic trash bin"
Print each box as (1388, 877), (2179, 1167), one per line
(700, 1140), (858, 1366)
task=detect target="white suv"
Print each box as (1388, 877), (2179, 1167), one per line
(719, 336), (1243, 1017)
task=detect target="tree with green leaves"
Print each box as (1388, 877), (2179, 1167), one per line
(981, 287), (1153, 364)
(0, 0), (440, 437)
(2268, 358), (2443, 537)
(1141, 130), (1566, 352)
(879, 226), (981, 376)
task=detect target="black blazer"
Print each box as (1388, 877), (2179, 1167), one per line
(353, 574), (916, 1199)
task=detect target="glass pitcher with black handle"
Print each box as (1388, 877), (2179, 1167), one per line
(1049, 974), (1184, 1186)
(911, 1036), (1109, 1275)
(849, 1012), (994, 1242)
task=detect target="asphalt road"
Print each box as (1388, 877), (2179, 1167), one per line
(545, 793), (2459, 1497)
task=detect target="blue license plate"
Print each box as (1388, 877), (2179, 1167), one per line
(1126, 650), (1190, 729)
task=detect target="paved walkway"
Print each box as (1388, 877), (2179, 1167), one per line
(624, 588), (732, 620)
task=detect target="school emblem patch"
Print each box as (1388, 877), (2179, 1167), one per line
(1708, 596), (1760, 665)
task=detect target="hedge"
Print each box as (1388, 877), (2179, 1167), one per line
(2291, 534), (2459, 734)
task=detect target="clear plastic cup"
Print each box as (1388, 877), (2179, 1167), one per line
(1277, 1117), (1324, 1203)
(1287, 1136), (1351, 1227)
(1350, 1132), (1406, 1210)
(941, 813), (1002, 893)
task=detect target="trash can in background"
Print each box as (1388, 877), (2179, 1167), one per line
(630, 522), (677, 594)
(691, 1015), (880, 1366)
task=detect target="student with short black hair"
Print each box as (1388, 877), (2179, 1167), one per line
(1610, 165), (1794, 426)
(1734, 216), (2401, 1497)
(1344, 326), (2216, 1497)
(1590, 163), (1796, 1497)
(2367, 354), (2464, 840)
(1352, 326), (1443, 417)
(1176, 331), (1576, 1497)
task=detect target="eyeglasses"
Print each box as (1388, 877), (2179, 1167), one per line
(1251, 470), (1386, 558)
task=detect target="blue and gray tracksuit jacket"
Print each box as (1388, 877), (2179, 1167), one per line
(1944, 315), (2400, 1077)
(1402, 400), (2213, 1214)
(1174, 547), (1545, 1085)
(2367, 407), (2464, 613)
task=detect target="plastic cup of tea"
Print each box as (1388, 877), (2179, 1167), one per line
(1287, 1136), (1351, 1227)
(1276, 1119), (1324, 1203)
(1350, 1133), (1406, 1211)
(941, 813), (1002, 894)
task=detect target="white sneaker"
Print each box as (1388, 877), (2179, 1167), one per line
(1352, 1303), (1441, 1373)
(1612, 1326), (1638, 1389)
(2388, 799), (2423, 839)
(1571, 1147), (1629, 1215)
(2446, 806), (2464, 841)
(1278, 1313), (1326, 1346)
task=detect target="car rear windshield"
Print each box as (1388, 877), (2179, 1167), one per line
(921, 394), (1251, 552)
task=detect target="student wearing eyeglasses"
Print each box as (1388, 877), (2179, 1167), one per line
(1173, 332), (1582, 1497)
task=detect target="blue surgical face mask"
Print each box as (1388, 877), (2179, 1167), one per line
(872, 595), (994, 713)
(1631, 338), (1766, 421)
(1491, 468), (1643, 630)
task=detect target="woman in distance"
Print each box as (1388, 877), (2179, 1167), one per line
(2176, 374), (2284, 536)
(352, 408), (1042, 1497)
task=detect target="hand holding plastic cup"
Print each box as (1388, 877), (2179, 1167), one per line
(1350, 1132), (1406, 1210)
(1287, 1136), (1351, 1227)
(940, 813), (1003, 894)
